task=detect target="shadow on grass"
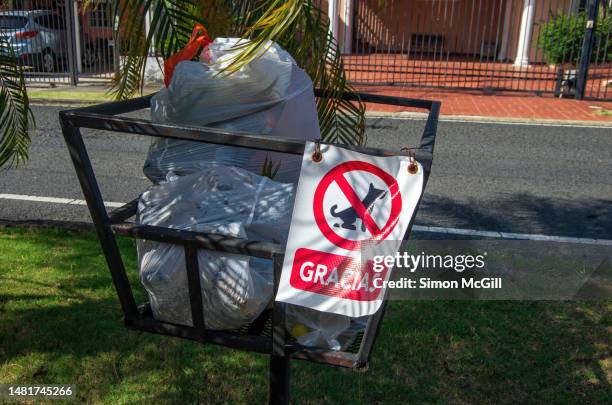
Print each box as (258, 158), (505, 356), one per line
(1, 297), (271, 404)
(3, 298), (609, 403)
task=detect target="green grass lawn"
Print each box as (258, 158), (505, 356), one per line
(27, 88), (159, 103)
(27, 90), (113, 103)
(0, 227), (610, 404)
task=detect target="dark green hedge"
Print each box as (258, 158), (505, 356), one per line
(538, 11), (612, 65)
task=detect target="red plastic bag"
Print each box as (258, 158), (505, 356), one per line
(163, 23), (212, 87)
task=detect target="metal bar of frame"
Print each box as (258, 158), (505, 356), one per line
(576, 0), (601, 100)
(185, 245), (206, 340)
(270, 253), (289, 404)
(64, 0), (79, 86)
(59, 123), (139, 322)
(60, 90), (439, 403)
(356, 99), (440, 367)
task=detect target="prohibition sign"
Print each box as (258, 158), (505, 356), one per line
(313, 160), (402, 251)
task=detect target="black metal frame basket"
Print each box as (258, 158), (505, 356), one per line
(59, 90), (439, 403)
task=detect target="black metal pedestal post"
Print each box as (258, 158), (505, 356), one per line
(269, 253), (289, 404)
(575, 0), (600, 100)
(269, 355), (290, 405)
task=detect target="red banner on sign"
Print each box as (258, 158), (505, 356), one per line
(289, 248), (389, 301)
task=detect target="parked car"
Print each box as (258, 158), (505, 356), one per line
(0, 10), (67, 73)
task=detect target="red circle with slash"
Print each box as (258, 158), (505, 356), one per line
(313, 161), (402, 251)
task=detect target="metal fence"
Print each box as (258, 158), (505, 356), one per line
(0, 0), (116, 85)
(4, 0), (612, 100)
(343, 0), (612, 100)
(73, 1), (116, 82)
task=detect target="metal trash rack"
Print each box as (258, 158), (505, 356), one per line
(59, 90), (440, 404)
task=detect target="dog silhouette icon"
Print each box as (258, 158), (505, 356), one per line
(330, 183), (387, 232)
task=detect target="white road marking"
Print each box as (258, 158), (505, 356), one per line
(2, 193), (611, 246)
(0, 193), (124, 208)
(412, 225), (612, 246)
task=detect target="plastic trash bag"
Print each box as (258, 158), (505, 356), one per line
(286, 305), (367, 351)
(137, 165), (365, 348)
(145, 37), (320, 184)
(137, 165), (295, 330)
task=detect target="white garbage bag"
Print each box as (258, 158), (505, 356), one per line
(137, 165), (366, 349)
(285, 305), (368, 351)
(145, 37), (320, 184)
(137, 166), (295, 330)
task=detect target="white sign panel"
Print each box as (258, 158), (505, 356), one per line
(275, 142), (424, 317)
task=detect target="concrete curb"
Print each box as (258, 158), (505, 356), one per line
(365, 111), (612, 127)
(30, 98), (612, 127)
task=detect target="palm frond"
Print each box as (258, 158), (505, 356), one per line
(228, 0), (365, 145)
(261, 155), (281, 179)
(105, 0), (365, 145)
(221, 0), (302, 72)
(109, 0), (227, 100)
(300, 7), (366, 145)
(0, 39), (33, 168)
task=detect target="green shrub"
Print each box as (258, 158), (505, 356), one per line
(539, 11), (612, 65)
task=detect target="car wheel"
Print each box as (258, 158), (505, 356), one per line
(42, 50), (55, 73)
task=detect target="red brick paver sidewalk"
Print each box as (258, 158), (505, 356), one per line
(355, 85), (612, 123)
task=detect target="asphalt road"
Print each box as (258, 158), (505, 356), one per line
(1, 105), (611, 240)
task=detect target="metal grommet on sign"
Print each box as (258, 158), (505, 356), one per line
(408, 157), (419, 175)
(401, 147), (419, 174)
(312, 139), (323, 163)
